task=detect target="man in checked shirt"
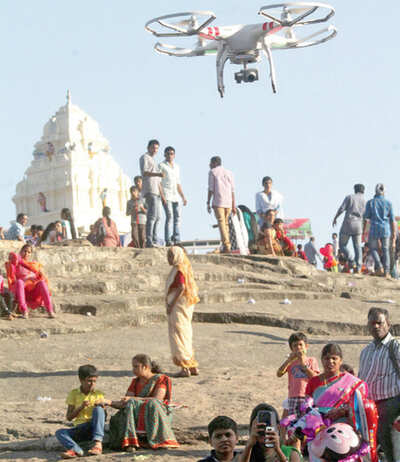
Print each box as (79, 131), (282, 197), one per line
(359, 307), (400, 462)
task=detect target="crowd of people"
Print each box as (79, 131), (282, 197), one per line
(1, 140), (399, 281)
(47, 307), (400, 462)
(1, 141), (400, 459)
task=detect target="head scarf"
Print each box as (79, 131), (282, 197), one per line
(168, 246), (199, 306)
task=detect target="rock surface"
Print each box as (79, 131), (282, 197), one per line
(0, 242), (399, 461)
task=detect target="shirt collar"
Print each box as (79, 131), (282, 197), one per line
(374, 331), (392, 346)
(210, 449), (238, 461)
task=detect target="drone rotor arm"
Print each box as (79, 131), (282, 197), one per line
(259, 3), (335, 27)
(154, 42), (215, 57)
(287, 6), (318, 26)
(258, 11), (283, 24)
(157, 19), (188, 35)
(286, 24), (337, 48)
(145, 11), (216, 37)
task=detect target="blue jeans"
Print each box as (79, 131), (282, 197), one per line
(55, 406), (105, 454)
(163, 201), (181, 245)
(339, 233), (362, 270)
(145, 193), (161, 247)
(369, 236), (390, 273)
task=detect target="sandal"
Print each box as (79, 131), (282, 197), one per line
(124, 446), (136, 453)
(88, 443), (102, 456)
(190, 367), (200, 376)
(177, 368), (191, 378)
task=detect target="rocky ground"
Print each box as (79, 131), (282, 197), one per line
(0, 242), (399, 461)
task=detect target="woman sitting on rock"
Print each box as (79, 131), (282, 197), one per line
(5, 244), (55, 319)
(108, 354), (179, 452)
(93, 206), (121, 247)
(256, 210), (283, 257)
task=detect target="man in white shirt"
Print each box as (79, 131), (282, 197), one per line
(159, 146), (187, 246)
(255, 176), (284, 227)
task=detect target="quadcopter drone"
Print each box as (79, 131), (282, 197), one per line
(145, 3), (337, 97)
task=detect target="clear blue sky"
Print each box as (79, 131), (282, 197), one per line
(1, 1), (399, 246)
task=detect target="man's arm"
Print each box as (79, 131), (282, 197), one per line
(207, 190), (213, 214)
(231, 191), (236, 215)
(177, 184), (187, 206)
(159, 183), (166, 204)
(333, 197), (348, 227)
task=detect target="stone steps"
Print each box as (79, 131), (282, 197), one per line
(54, 287), (334, 317)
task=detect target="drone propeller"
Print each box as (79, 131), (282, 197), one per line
(259, 2), (334, 26)
(145, 11), (216, 37)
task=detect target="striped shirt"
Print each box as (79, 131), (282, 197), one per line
(358, 332), (400, 401)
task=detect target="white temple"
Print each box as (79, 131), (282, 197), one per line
(13, 91), (131, 234)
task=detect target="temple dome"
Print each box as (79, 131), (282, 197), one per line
(14, 91), (131, 234)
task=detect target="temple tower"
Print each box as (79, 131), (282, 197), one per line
(13, 91), (131, 233)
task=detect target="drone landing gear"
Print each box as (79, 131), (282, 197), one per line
(262, 41), (277, 93)
(216, 43), (229, 98)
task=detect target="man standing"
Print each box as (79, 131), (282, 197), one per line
(304, 237), (320, 266)
(332, 184), (366, 273)
(359, 308), (400, 462)
(363, 183), (396, 277)
(139, 139), (164, 248)
(207, 156), (235, 253)
(255, 176), (284, 227)
(159, 146), (187, 246)
(5, 213), (28, 241)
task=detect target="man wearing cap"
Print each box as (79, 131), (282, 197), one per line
(363, 183), (396, 277)
(332, 184), (366, 273)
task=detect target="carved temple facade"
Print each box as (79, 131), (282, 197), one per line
(13, 91), (131, 234)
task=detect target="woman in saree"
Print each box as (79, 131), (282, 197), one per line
(166, 246), (200, 377)
(305, 343), (369, 461)
(5, 243), (55, 319)
(108, 354), (179, 452)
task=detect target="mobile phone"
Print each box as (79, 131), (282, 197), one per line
(256, 410), (276, 448)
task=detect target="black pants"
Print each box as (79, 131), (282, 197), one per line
(376, 395), (400, 462)
(0, 291), (15, 316)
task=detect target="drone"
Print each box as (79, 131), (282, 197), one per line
(145, 3), (337, 97)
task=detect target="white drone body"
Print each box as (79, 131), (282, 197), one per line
(145, 3), (337, 97)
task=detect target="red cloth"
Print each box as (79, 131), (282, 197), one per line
(169, 271), (185, 289)
(126, 374), (170, 399)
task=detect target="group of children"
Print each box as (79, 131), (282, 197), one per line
(54, 332), (322, 460)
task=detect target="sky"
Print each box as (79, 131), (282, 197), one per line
(1, 1), (399, 247)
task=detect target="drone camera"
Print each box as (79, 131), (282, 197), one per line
(234, 69), (259, 84)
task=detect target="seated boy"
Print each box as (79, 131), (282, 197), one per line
(197, 415), (240, 462)
(0, 274), (15, 320)
(277, 332), (319, 418)
(56, 364), (110, 458)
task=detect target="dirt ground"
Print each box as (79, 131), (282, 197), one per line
(0, 317), (372, 461)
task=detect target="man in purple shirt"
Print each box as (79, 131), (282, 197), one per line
(207, 156), (236, 253)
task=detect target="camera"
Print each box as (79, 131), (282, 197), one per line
(234, 68), (259, 84)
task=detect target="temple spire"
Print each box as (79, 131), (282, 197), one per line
(66, 89), (71, 106)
